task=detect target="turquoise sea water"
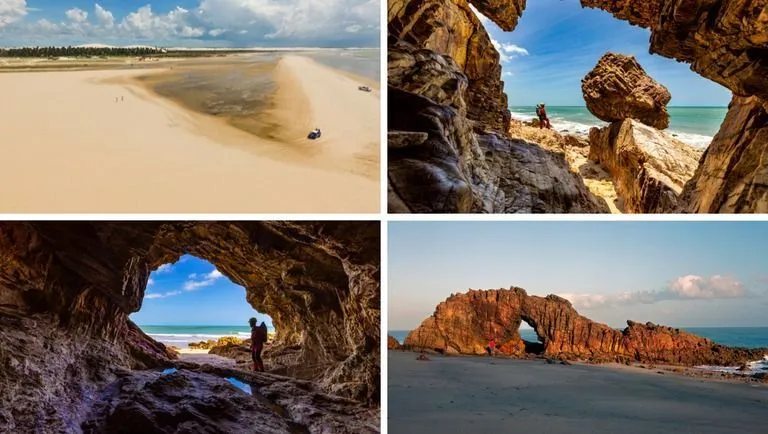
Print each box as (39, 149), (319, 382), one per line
(509, 106), (728, 148)
(305, 49), (379, 81)
(139, 325), (274, 348)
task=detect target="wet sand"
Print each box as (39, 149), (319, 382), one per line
(0, 55), (379, 213)
(177, 348), (237, 369)
(388, 351), (767, 434)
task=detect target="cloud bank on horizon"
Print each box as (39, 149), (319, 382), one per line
(0, 0), (379, 47)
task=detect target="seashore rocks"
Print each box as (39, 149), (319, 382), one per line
(388, 335), (403, 350)
(0, 222), (380, 432)
(405, 288), (766, 367)
(582, 53), (672, 130)
(588, 119), (703, 213)
(389, 0), (768, 213)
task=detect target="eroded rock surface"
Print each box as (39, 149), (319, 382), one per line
(405, 288), (766, 366)
(680, 96), (768, 213)
(388, 0), (510, 132)
(388, 41), (608, 213)
(0, 222), (380, 433)
(588, 119), (702, 213)
(388, 336), (402, 350)
(582, 53), (672, 129)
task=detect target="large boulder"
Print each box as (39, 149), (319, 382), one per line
(388, 336), (403, 350)
(588, 119), (702, 213)
(582, 53), (672, 129)
(680, 96), (768, 213)
(405, 287), (767, 365)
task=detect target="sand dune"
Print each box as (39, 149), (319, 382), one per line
(0, 56), (379, 213)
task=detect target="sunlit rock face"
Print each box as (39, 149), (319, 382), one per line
(405, 287), (767, 366)
(0, 222), (380, 432)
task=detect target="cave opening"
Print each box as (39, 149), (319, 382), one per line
(129, 255), (276, 369)
(519, 319), (545, 355)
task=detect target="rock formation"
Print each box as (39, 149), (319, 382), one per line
(588, 119), (703, 213)
(680, 96), (768, 213)
(388, 41), (609, 213)
(388, 335), (402, 350)
(388, 0), (510, 132)
(582, 53), (672, 130)
(405, 288), (766, 366)
(389, 0), (768, 213)
(0, 222), (380, 432)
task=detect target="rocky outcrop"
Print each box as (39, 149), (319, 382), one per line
(405, 288), (766, 366)
(388, 335), (403, 350)
(588, 119), (703, 213)
(83, 367), (378, 434)
(388, 41), (609, 213)
(582, 53), (672, 129)
(388, 0), (510, 132)
(680, 96), (768, 213)
(0, 222), (380, 432)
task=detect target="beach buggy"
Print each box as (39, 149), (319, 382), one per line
(307, 128), (322, 140)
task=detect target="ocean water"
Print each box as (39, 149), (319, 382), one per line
(510, 106), (728, 149)
(304, 49), (380, 81)
(139, 325), (274, 348)
(390, 327), (768, 374)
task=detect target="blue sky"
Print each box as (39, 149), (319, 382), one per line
(389, 222), (768, 330)
(475, 0), (731, 106)
(130, 254), (272, 326)
(0, 0), (378, 47)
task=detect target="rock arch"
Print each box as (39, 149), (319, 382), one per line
(404, 288), (765, 365)
(0, 222), (380, 431)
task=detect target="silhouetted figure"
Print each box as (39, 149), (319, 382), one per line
(249, 317), (267, 372)
(536, 103), (552, 129)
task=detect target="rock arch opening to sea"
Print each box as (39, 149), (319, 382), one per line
(0, 221), (380, 433)
(388, 0), (768, 213)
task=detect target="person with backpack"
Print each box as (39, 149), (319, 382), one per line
(249, 317), (267, 372)
(536, 103), (552, 129)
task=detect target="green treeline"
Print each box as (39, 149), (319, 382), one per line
(0, 46), (255, 58)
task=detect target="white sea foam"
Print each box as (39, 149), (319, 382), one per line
(510, 110), (713, 149)
(695, 355), (768, 375)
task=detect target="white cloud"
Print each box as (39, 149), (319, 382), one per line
(35, 18), (58, 32)
(345, 24), (361, 33)
(147, 278), (155, 287)
(208, 28), (227, 36)
(155, 263), (173, 273)
(503, 71), (514, 77)
(183, 268), (223, 291)
(188, 273), (198, 279)
(0, 0), (27, 28)
(491, 37), (529, 63)
(65, 8), (88, 23)
(94, 3), (114, 28)
(145, 290), (182, 299)
(559, 275), (750, 310)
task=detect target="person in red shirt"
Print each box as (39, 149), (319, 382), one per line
(536, 103), (552, 129)
(487, 338), (496, 357)
(249, 317), (267, 372)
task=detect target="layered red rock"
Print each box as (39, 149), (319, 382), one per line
(680, 96), (768, 213)
(588, 119), (702, 213)
(406, 288), (765, 366)
(582, 53), (672, 129)
(0, 222), (380, 432)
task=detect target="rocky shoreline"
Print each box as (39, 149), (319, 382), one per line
(388, 0), (768, 213)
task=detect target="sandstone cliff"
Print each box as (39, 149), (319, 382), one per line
(405, 288), (766, 366)
(582, 53), (672, 130)
(0, 222), (380, 432)
(388, 335), (403, 350)
(588, 119), (702, 213)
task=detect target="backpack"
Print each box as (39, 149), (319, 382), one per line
(536, 106), (543, 117)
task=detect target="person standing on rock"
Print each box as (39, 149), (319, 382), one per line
(249, 317), (267, 372)
(536, 103), (552, 129)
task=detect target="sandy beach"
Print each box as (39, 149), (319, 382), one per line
(177, 348), (237, 368)
(388, 351), (767, 434)
(0, 55), (379, 213)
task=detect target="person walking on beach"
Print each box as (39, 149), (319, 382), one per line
(487, 338), (496, 357)
(249, 317), (267, 372)
(536, 103), (552, 129)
